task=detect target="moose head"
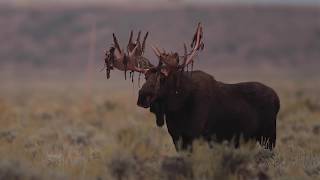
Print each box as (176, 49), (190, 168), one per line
(137, 23), (204, 109)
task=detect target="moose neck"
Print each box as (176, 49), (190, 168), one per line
(177, 70), (198, 87)
(161, 70), (197, 112)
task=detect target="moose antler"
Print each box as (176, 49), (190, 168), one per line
(104, 31), (154, 79)
(151, 23), (204, 72)
(151, 46), (180, 68)
(182, 22), (204, 68)
(112, 33), (147, 73)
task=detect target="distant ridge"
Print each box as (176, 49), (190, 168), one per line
(0, 5), (319, 68)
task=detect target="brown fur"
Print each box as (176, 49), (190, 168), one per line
(138, 70), (280, 151)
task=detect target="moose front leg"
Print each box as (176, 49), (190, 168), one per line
(187, 101), (210, 139)
(171, 136), (193, 151)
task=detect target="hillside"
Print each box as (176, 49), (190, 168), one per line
(1, 4), (320, 68)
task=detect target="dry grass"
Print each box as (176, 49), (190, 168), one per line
(0, 69), (319, 180)
(1, 3), (319, 179)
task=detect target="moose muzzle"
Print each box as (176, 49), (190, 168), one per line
(137, 91), (154, 108)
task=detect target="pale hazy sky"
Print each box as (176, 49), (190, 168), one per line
(3, 0), (320, 5)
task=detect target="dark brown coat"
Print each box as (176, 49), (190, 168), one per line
(138, 70), (279, 150)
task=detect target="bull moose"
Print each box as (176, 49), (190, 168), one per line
(104, 23), (280, 150)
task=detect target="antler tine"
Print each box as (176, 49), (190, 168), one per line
(127, 30), (136, 54)
(184, 23), (203, 67)
(112, 33), (122, 53)
(128, 43), (139, 57)
(128, 30), (133, 45)
(181, 43), (188, 67)
(136, 31), (141, 43)
(191, 22), (201, 48)
(141, 32), (149, 54)
(151, 45), (161, 57)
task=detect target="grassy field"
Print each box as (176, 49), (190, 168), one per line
(0, 67), (319, 180)
(0, 2), (319, 179)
